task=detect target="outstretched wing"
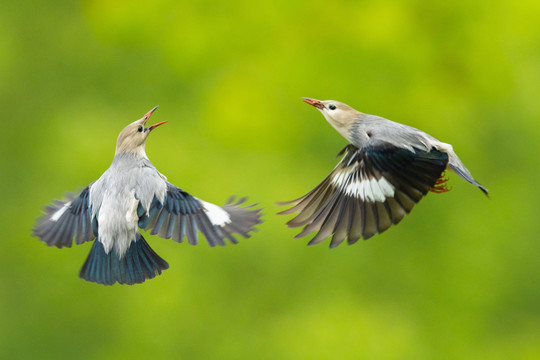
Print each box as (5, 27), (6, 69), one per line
(278, 142), (448, 247)
(33, 186), (95, 248)
(138, 183), (262, 246)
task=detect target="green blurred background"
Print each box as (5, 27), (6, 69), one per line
(1, 0), (539, 359)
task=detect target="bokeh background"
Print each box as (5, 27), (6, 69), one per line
(1, 0), (539, 359)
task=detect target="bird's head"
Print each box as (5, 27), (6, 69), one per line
(115, 106), (166, 157)
(302, 98), (362, 141)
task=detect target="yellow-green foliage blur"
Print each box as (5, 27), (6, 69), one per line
(1, 1), (539, 359)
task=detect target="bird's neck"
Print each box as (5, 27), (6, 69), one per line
(112, 149), (149, 167)
(324, 118), (355, 143)
(114, 144), (148, 159)
(323, 112), (363, 144)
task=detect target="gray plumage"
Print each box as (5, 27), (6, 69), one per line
(279, 98), (487, 247)
(34, 106), (262, 285)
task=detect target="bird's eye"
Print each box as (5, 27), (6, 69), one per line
(328, 104), (337, 110)
(137, 125), (143, 132)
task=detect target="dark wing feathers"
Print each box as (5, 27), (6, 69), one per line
(33, 186), (95, 248)
(279, 142), (448, 247)
(142, 183), (261, 247)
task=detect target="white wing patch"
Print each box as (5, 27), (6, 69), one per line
(200, 200), (231, 226)
(51, 201), (71, 221)
(331, 167), (395, 202)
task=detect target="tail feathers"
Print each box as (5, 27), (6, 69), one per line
(449, 164), (489, 197)
(79, 234), (169, 285)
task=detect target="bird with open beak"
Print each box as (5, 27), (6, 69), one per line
(33, 107), (262, 285)
(278, 98), (488, 248)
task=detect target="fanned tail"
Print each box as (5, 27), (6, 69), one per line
(79, 233), (169, 285)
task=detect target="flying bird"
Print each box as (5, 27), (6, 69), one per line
(278, 98), (487, 248)
(33, 107), (262, 285)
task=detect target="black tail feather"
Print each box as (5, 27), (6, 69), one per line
(79, 234), (169, 285)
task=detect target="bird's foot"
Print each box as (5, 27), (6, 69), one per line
(430, 173), (452, 194)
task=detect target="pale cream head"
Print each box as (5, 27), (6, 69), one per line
(115, 106), (166, 156)
(302, 98), (362, 141)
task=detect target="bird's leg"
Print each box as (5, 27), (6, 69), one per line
(430, 172), (452, 194)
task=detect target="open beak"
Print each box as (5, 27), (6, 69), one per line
(143, 106), (159, 122)
(302, 97), (324, 110)
(147, 121), (167, 131)
(142, 106), (166, 131)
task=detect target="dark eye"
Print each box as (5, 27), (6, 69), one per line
(137, 125), (143, 132)
(328, 104), (337, 110)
